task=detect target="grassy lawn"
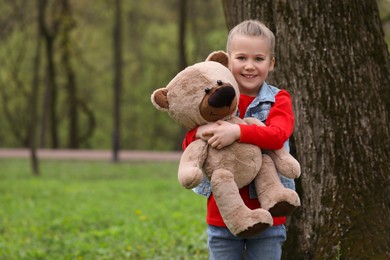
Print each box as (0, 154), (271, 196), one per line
(0, 159), (207, 259)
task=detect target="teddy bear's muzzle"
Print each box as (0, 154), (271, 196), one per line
(208, 85), (236, 108)
(199, 84), (238, 122)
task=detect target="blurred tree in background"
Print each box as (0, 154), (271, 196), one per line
(0, 0), (226, 150)
(379, 0), (390, 47)
(0, 0), (388, 151)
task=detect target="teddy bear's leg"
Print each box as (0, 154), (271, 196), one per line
(211, 169), (273, 237)
(255, 154), (301, 217)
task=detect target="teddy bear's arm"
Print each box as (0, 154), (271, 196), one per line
(241, 117), (301, 179)
(263, 149), (301, 179)
(178, 139), (208, 189)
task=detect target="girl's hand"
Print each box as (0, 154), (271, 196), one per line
(203, 120), (240, 149)
(195, 122), (219, 141)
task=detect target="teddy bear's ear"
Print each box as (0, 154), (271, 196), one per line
(151, 88), (169, 111)
(206, 50), (229, 68)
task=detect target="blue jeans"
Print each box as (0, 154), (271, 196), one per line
(207, 224), (286, 260)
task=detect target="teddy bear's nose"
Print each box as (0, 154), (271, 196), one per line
(208, 85), (236, 108)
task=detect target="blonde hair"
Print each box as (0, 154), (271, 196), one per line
(226, 20), (275, 57)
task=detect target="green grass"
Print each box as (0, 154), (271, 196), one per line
(0, 159), (208, 259)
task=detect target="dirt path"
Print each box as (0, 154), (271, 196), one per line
(0, 149), (182, 161)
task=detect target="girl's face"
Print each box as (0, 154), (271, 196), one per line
(228, 35), (275, 96)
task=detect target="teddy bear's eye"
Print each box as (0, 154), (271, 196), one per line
(205, 88), (211, 94)
(217, 80), (223, 85)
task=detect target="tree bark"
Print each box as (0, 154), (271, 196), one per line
(222, 0), (390, 259)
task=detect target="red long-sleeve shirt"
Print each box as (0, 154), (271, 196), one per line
(183, 90), (294, 227)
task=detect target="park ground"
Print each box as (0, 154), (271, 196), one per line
(0, 149), (182, 162)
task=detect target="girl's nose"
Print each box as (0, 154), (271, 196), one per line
(244, 61), (255, 70)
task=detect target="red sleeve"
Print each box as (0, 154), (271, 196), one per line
(182, 127), (199, 150)
(238, 90), (294, 150)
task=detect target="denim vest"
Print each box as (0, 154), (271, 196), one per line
(193, 82), (296, 198)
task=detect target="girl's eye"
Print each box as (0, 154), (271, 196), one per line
(237, 56), (246, 61)
(255, 57), (265, 62)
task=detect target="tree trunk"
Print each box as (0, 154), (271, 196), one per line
(38, 0), (61, 148)
(175, 0), (189, 150)
(60, 0), (79, 149)
(222, 0), (390, 259)
(112, 0), (123, 162)
(178, 0), (188, 70)
(29, 0), (43, 176)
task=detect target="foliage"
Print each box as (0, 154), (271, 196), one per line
(0, 0), (226, 150)
(0, 159), (208, 259)
(379, 0), (390, 50)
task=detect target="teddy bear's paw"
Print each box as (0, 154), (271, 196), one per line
(232, 208), (273, 238)
(178, 167), (204, 189)
(276, 160), (301, 179)
(265, 150), (301, 179)
(260, 188), (301, 217)
(269, 201), (298, 217)
(236, 222), (270, 238)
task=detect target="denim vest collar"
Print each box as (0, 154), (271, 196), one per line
(249, 82), (276, 105)
(244, 82), (279, 118)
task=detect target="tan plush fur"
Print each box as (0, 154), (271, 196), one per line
(151, 51), (301, 237)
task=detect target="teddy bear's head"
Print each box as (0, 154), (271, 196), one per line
(151, 51), (239, 129)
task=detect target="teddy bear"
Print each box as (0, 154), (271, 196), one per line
(151, 51), (301, 237)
